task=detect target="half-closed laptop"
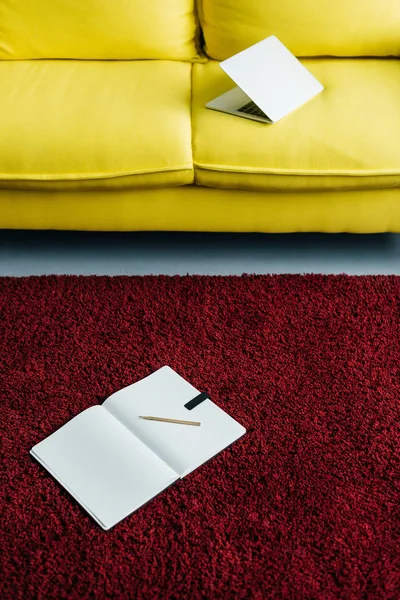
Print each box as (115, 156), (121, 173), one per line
(206, 36), (324, 124)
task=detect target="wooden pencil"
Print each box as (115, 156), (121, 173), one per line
(139, 416), (201, 426)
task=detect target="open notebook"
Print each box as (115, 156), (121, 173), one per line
(30, 366), (246, 530)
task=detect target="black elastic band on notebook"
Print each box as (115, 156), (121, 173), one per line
(184, 392), (209, 411)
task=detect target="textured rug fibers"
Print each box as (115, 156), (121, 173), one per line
(1, 275), (400, 599)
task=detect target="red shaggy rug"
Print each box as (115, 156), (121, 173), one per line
(1, 275), (400, 600)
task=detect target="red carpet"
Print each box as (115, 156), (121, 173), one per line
(1, 275), (400, 599)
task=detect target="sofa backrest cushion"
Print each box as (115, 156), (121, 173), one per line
(0, 0), (198, 60)
(199, 0), (400, 60)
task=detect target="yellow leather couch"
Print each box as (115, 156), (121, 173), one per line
(1, 0), (399, 232)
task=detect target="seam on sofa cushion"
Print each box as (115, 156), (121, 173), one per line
(194, 163), (400, 176)
(0, 165), (194, 181)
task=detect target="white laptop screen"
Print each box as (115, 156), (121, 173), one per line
(220, 36), (324, 123)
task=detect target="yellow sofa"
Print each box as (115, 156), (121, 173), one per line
(1, 0), (399, 232)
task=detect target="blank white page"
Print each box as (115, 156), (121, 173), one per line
(221, 35), (324, 123)
(31, 406), (178, 530)
(103, 366), (246, 477)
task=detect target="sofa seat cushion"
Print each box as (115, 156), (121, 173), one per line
(192, 59), (400, 192)
(0, 60), (193, 191)
(0, 0), (198, 61)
